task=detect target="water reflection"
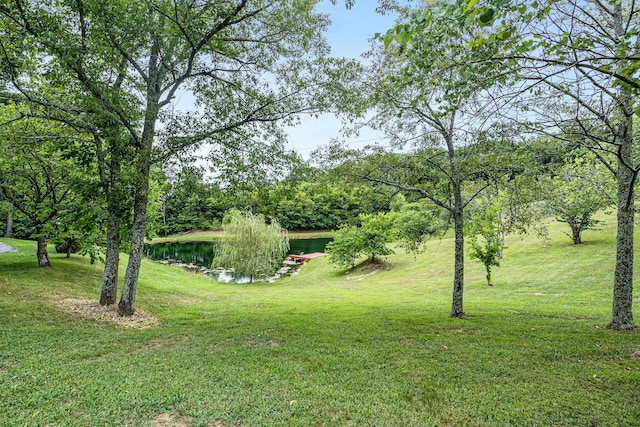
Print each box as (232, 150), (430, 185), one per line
(144, 238), (332, 268)
(215, 269), (253, 284)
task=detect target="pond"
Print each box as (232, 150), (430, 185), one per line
(143, 238), (333, 268)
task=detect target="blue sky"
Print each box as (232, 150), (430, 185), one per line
(286, 1), (400, 159)
(315, 1), (396, 58)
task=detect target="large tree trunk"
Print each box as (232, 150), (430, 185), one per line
(95, 127), (124, 306)
(118, 134), (154, 316)
(118, 55), (159, 316)
(36, 228), (51, 267)
(450, 174), (465, 317)
(100, 203), (121, 306)
(5, 204), (12, 238)
(445, 124), (465, 318)
(118, 185), (149, 316)
(610, 118), (635, 329)
(608, 8), (636, 328)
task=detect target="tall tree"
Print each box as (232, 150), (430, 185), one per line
(0, 0), (358, 315)
(334, 12), (520, 316)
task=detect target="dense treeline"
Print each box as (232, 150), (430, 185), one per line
(0, 138), (614, 240)
(154, 163), (392, 236)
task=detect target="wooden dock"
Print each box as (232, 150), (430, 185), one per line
(287, 252), (326, 262)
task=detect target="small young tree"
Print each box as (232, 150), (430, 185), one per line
(326, 212), (398, 269)
(357, 213), (398, 263)
(466, 197), (505, 287)
(212, 210), (289, 283)
(469, 235), (501, 287)
(325, 224), (362, 269)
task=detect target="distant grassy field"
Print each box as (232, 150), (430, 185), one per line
(150, 229), (334, 244)
(1, 215), (639, 426)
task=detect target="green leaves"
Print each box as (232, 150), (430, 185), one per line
(466, 195), (507, 286)
(326, 212), (398, 268)
(326, 206), (442, 269)
(394, 202), (442, 254)
(542, 154), (614, 244)
(0, 105), (87, 265)
(478, 8), (496, 26)
(466, 0), (480, 11)
(212, 210), (289, 282)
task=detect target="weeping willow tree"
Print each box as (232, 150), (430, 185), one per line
(213, 210), (289, 283)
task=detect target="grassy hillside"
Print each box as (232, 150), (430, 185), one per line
(1, 216), (639, 426)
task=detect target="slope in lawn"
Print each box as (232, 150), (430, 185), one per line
(0, 216), (638, 426)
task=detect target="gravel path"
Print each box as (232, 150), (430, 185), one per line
(0, 242), (16, 253)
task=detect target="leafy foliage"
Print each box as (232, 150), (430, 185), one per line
(325, 223), (362, 268)
(326, 212), (398, 268)
(156, 165), (226, 236)
(383, 0), (640, 327)
(0, 0), (361, 314)
(326, 208), (442, 269)
(0, 107), (82, 266)
(394, 202), (443, 254)
(270, 181), (388, 231)
(543, 155), (614, 245)
(212, 210), (289, 283)
(466, 197), (507, 286)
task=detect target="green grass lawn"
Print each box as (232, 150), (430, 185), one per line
(1, 217), (639, 426)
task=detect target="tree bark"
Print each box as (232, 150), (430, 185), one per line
(118, 134), (154, 316)
(118, 185), (149, 316)
(610, 119), (635, 329)
(451, 188), (465, 317)
(451, 207), (465, 317)
(608, 3), (636, 330)
(444, 118), (465, 318)
(568, 219), (582, 245)
(5, 204), (12, 238)
(100, 203), (121, 306)
(118, 47), (160, 316)
(95, 126), (124, 306)
(36, 230), (51, 267)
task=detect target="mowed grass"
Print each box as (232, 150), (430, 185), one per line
(1, 216), (639, 426)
